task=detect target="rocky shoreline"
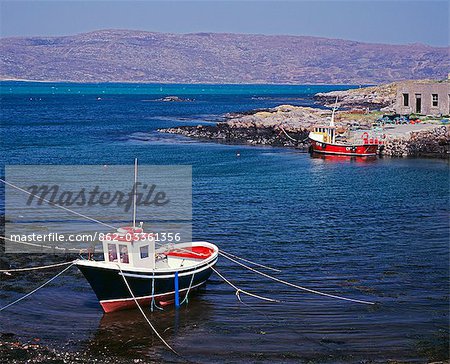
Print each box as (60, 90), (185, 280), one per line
(382, 125), (450, 158)
(314, 82), (397, 111)
(160, 123), (450, 158)
(158, 80), (450, 158)
(159, 104), (330, 150)
(160, 124), (310, 149)
(313, 79), (447, 112)
(158, 96), (450, 158)
(0, 335), (149, 364)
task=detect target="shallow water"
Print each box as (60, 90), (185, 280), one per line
(0, 82), (449, 363)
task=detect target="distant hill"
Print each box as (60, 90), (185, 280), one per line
(0, 30), (448, 84)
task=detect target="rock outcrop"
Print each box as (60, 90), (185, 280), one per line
(381, 126), (450, 157)
(314, 82), (398, 111)
(157, 96), (192, 102)
(225, 105), (332, 130)
(159, 101), (449, 157)
(159, 124), (310, 149)
(314, 79), (450, 113)
(159, 105), (332, 149)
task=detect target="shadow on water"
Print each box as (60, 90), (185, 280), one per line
(86, 294), (216, 361)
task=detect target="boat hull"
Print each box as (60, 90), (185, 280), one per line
(310, 139), (378, 156)
(76, 257), (217, 313)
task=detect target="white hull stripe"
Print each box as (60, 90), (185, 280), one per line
(119, 258), (218, 279)
(75, 250), (218, 274)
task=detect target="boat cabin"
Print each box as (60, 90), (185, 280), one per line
(100, 226), (215, 271)
(101, 226), (156, 269)
(309, 125), (336, 144)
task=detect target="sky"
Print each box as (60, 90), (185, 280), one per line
(0, 0), (448, 46)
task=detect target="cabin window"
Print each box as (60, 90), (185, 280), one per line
(432, 94), (438, 107)
(108, 243), (117, 262)
(402, 93), (409, 107)
(140, 245), (149, 259)
(119, 244), (129, 264)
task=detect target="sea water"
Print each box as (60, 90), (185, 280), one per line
(0, 82), (448, 363)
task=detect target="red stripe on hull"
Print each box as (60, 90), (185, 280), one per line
(101, 297), (152, 313)
(310, 140), (378, 156)
(100, 291), (189, 313)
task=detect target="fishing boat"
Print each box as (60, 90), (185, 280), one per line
(76, 229), (218, 313)
(308, 101), (380, 157)
(75, 161), (219, 313)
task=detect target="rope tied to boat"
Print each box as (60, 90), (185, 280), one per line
(211, 266), (279, 303)
(150, 273), (163, 312)
(117, 264), (179, 356)
(179, 272), (195, 306)
(0, 263), (75, 312)
(0, 235), (88, 254)
(0, 260), (75, 273)
(219, 249), (281, 272)
(279, 125), (299, 142)
(219, 252), (376, 305)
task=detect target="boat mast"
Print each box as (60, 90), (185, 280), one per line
(330, 96), (338, 143)
(132, 158), (138, 229)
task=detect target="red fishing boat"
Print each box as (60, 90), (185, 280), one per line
(309, 101), (380, 157)
(309, 127), (379, 156)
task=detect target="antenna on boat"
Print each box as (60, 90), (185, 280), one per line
(133, 158), (138, 229)
(330, 96), (338, 127)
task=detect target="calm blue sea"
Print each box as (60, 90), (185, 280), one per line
(0, 81), (449, 363)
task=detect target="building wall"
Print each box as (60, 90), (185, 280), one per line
(395, 82), (450, 116)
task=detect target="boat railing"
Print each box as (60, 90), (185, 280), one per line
(347, 130), (385, 145)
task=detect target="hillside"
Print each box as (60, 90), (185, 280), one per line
(1, 30), (448, 84)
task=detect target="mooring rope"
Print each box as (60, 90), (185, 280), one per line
(0, 263), (75, 312)
(211, 266), (279, 303)
(219, 250), (281, 272)
(179, 272), (195, 306)
(117, 264), (178, 355)
(279, 125), (299, 142)
(219, 253), (376, 305)
(150, 273), (163, 312)
(0, 235), (88, 253)
(0, 260), (75, 273)
(154, 242), (281, 275)
(0, 178), (117, 230)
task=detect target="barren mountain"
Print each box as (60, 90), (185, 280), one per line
(0, 29), (448, 84)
